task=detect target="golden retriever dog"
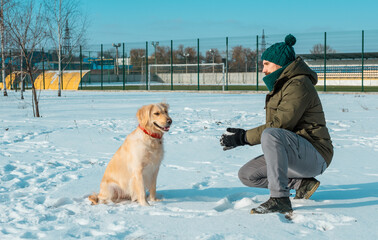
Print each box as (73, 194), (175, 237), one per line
(89, 103), (172, 206)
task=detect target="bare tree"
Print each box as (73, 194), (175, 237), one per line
(0, 0), (13, 96)
(130, 48), (146, 72)
(174, 45), (199, 64)
(183, 46), (197, 64)
(5, 0), (46, 117)
(205, 48), (222, 64)
(230, 45), (257, 72)
(310, 44), (336, 54)
(98, 48), (115, 59)
(43, 0), (87, 97)
(155, 46), (170, 65)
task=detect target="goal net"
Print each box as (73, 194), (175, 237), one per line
(148, 63), (225, 90)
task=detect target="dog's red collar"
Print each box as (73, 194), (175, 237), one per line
(138, 125), (162, 139)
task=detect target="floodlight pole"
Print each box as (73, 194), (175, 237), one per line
(184, 53), (190, 73)
(151, 41), (159, 75)
(141, 55), (144, 81)
(151, 41), (159, 65)
(208, 49), (215, 73)
(245, 54), (248, 72)
(112, 43), (121, 77)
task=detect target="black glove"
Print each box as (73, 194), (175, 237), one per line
(220, 128), (247, 151)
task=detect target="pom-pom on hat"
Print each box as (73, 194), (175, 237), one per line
(261, 34), (296, 67)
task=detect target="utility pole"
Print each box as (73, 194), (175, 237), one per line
(63, 19), (71, 56)
(261, 29), (266, 53)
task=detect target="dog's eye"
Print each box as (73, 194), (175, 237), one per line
(154, 112), (160, 116)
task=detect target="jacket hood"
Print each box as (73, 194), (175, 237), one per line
(280, 57), (318, 85)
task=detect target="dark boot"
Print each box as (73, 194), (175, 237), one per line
(250, 197), (292, 214)
(294, 178), (320, 199)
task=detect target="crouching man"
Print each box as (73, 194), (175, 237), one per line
(220, 34), (333, 214)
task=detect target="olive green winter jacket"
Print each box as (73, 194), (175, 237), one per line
(245, 57), (333, 166)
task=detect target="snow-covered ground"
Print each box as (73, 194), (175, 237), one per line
(1, 90), (378, 240)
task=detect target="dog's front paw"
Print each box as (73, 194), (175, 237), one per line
(139, 200), (150, 206)
(150, 197), (162, 202)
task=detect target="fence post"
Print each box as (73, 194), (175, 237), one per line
(101, 44), (103, 90)
(323, 32), (327, 92)
(226, 37), (228, 91)
(122, 43), (125, 90)
(361, 30), (364, 92)
(171, 40), (173, 90)
(256, 35), (259, 91)
(145, 41), (148, 90)
(88, 51), (91, 84)
(80, 45), (82, 90)
(197, 38), (200, 91)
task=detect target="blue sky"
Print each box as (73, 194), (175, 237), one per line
(82, 0), (378, 45)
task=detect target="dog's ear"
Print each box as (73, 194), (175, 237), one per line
(137, 104), (153, 127)
(159, 102), (169, 111)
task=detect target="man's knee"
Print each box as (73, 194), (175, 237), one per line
(238, 165), (250, 186)
(238, 165), (262, 187)
(261, 128), (282, 146)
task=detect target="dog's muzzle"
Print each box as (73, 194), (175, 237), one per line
(154, 119), (172, 132)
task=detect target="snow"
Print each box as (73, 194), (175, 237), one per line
(1, 90), (378, 240)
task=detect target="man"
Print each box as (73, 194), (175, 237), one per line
(220, 34), (333, 214)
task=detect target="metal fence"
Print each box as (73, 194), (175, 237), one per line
(2, 29), (378, 92)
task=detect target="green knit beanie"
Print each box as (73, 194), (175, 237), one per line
(261, 34), (296, 67)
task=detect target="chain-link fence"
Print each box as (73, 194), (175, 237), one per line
(2, 30), (378, 92)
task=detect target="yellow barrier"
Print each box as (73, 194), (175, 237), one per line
(34, 70), (90, 90)
(0, 71), (22, 89)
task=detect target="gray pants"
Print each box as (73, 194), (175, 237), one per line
(238, 128), (327, 198)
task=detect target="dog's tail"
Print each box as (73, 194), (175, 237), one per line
(88, 193), (99, 205)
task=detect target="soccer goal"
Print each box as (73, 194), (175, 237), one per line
(148, 63), (225, 90)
